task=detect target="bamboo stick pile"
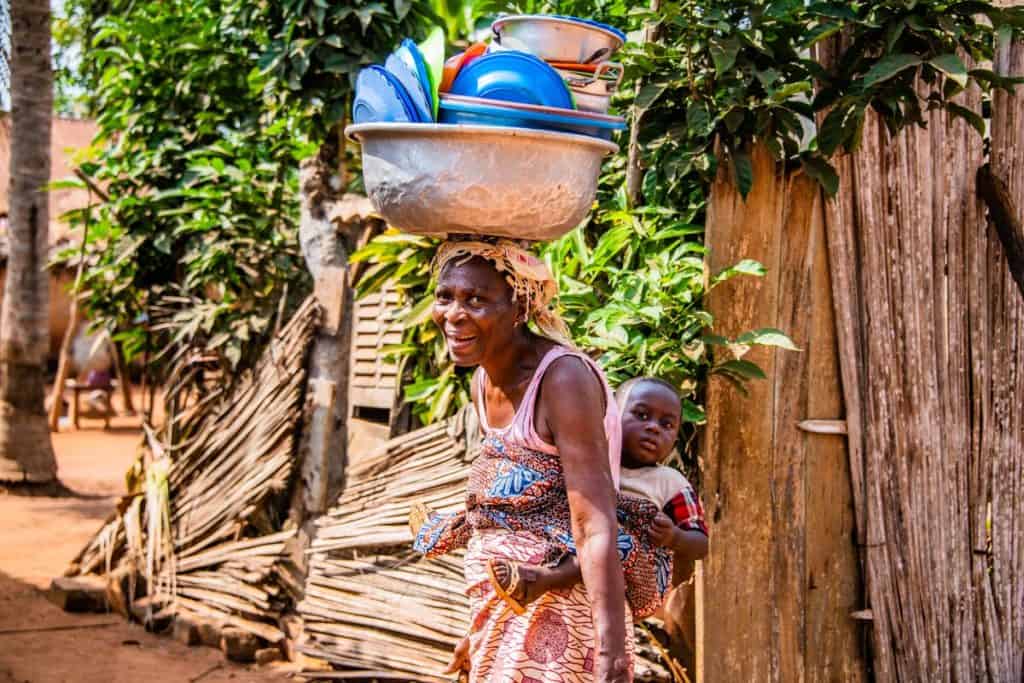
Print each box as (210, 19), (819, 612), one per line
(298, 410), (477, 678)
(65, 296), (321, 644)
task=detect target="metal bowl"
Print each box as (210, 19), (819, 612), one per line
(347, 123), (618, 241)
(492, 15), (625, 64)
(558, 62), (624, 114)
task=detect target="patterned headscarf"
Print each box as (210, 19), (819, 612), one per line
(433, 239), (574, 348)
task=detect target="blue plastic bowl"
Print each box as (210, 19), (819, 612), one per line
(385, 52), (432, 122)
(353, 65), (420, 124)
(397, 39), (434, 114)
(439, 95), (625, 139)
(449, 51), (573, 109)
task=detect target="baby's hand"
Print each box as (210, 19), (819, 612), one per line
(650, 512), (676, 548)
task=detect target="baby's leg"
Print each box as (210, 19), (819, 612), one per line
(488, 555), (583, 611)
(529, 555), (582, 595)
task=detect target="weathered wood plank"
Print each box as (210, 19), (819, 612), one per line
(700, 145), (866, 682)
(700, 145), (783, 681)
(700, 145), (868, 683)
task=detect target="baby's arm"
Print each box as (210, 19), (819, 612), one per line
(651, 485), (709, 562)
(649, 513), (708, 562)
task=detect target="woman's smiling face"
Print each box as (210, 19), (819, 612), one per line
(432, 256), (522, 366)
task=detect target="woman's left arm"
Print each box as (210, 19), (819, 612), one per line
(540, 357), (630, 683)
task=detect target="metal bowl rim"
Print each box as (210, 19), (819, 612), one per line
(345, 122), (619, 154)
(491, 14), (625, 47)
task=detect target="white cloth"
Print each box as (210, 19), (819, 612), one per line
(619, 465), (690, 509)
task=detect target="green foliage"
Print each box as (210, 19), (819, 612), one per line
(55, 0), (314, 379)
(541, 206), (797, 425)
(244, 0), (439, 138)
(350, 0), (1023, 444)
(625, 0), (1024, 198)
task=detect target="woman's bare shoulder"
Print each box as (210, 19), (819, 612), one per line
(538, 353), (605, 417)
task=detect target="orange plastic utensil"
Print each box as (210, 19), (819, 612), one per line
(547, 61), (599, 73)
(440, 42), (487, 93)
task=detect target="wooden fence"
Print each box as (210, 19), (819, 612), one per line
(701, 35), (1024, 682)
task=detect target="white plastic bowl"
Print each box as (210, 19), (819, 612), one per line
(347, 123), (618, 241)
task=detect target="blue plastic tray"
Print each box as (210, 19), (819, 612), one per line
(439, 95), (624, 139)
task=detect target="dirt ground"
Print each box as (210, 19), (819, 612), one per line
(0, 390), (291, 683)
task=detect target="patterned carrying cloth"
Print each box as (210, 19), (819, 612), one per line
(415, 432), (674, 620)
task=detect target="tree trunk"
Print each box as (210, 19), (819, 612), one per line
(624, 0), (661, 209)
(285, 135), (357, 588)
(0, 0), (57, 482)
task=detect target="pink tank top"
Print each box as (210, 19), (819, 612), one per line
(473, 346), (622, 489)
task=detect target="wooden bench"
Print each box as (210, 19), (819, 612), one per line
(65, 378), (115, 429)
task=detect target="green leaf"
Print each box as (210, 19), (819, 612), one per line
(945, 102), (985, 137)
(714, 359), (767, 380)
(771, 81), (813, 102)
(862, 54), (923, 88)
(686, 103), (712, 135)
(807, 2), (857, 20)
(801, 156), (840, 196)
(732, 151), (754, 199)
(636, 82), (668, 111)
(803, 21), (842, 48)
(47, 178), (88, 191)
(711, 259), (766, 286)
(735, 327), (799, 351)
(817, 105), (851, 155)
(402, 294), (434, 327)
(929, 53), (968, 87)
(709, 37), (741, 75)
(681, 399), (706, 425)
(392, 0), (411, 20)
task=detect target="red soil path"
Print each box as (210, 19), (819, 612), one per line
(0, 391), (291, 683)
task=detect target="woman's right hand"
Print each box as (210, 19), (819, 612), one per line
(595, 653), (633, 683)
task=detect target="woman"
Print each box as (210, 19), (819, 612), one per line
(419, 239), (631, 682)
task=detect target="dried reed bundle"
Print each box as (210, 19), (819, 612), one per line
(298, 410), (476, 679)
(65, 297), (320, 641)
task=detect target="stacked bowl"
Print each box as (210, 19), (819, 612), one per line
(348, 16), (628, 241)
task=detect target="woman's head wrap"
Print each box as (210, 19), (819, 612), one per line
(433, 239), (574, 348)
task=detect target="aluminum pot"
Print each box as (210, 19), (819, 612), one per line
(558, 62), (623, 114)
(492, 15), (624, 64)
(347, 123), (618, 241)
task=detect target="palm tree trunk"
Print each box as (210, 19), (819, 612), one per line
(0, 0), (56, 482)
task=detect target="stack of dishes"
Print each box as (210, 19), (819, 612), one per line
(353, 17), (626, 137)
(490, 15), (626, 114)
(348, 17), (628, 240)
(353, 37), (439, 124)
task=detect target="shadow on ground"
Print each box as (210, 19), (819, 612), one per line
(0, 571), (288, 683)
(0, 480), (108, 500)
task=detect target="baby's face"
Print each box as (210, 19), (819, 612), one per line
(621, 382), (681, 467)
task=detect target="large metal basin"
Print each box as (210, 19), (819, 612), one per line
(347, 123), (618, 241)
